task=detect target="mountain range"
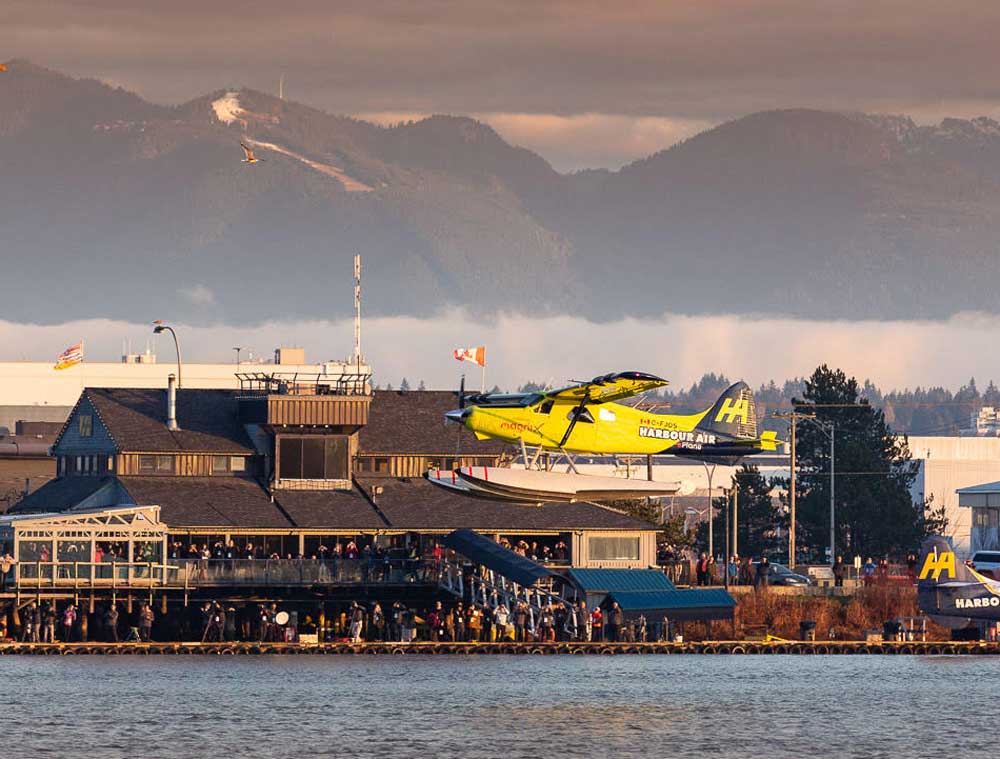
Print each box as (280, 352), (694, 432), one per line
(3, 60), (1000, 324)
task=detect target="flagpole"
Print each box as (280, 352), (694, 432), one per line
(481, 361), (486, 394)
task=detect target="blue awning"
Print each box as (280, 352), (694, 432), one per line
(566, 568), (676, 593)
(442, 528), (552, 586)
(608, 588), (736, 621)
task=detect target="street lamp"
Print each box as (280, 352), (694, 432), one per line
(152, 321), (182, 388)
(703, 462), (717, 561)
(799, 416), (836, 568)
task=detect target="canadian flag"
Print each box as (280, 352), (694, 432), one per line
(453, 346), (486, 367)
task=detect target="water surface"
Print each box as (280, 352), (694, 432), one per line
(1, 655), (989, 758)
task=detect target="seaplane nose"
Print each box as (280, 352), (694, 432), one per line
(445, 408), (470, 425)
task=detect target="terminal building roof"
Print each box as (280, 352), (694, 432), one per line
(118, 476), (291, 529)
(78, 388), (254, 454)
(354, 476), (651, 532)
(358, 390), (510, 455)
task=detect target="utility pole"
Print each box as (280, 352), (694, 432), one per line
(703, 463), (717, 562)
(789, 416), (796, 568)
(732, 485), (739, 558)
(773, 412), (798, 568)
(724, 487), (731, 589)
(774, 410), (836, 569)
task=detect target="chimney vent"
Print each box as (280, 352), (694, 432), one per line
(167, 374), (179, 431)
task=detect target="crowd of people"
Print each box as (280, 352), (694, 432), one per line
(0, 597), (680, 644)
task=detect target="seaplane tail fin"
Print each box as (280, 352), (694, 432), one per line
(696, 382), (758, 440)
(917, 535), (976, 589)
(916, 534), (1000, 624)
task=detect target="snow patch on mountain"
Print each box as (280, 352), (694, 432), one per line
(242, 137), (373, 192)
(212, 92), (243, 125)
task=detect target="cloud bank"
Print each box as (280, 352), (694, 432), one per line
(3, 311), (999, 393)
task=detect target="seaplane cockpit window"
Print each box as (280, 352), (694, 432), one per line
(566, 406), (595, 424)
(534, 400), (555, 415)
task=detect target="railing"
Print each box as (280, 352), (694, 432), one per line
(5, 558), (436, 591)
(12, 561), (175, 590)
(173, 558), (429, 587)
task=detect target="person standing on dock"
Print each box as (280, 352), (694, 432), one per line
(105, 604), (119, 642)
(138, 603), (155, 642)
(348, 603), (364, 643)
(0, 552), (14, 590)
(493, 603), (510, 642)
(833, 556), (848, 587)
(696, 553), (711, 586)
(754, 557), (770, 590)
(61, 604), (77, 642)
(591, 606), (604, 642)
(467, 605), (482, 642)
(577, 601), (591, 642)
(607, 602), (623, 643)
(22, 603), (39, 643)
(41, 602), (56, 643)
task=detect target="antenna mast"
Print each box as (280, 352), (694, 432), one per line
(353, 254), (363, 370)
(279, 74), (284, 101)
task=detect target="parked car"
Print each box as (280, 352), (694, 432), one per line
(752, 561), (813, 586)
(969, 551), (1000, 579)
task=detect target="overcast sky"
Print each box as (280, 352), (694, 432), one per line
(6, 1), (1000, 169)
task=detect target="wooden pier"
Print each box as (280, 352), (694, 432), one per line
(0, 640), (996, 656)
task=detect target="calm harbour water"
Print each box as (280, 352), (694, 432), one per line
(1, 655), (991, 758)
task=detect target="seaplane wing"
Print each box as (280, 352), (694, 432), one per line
(544, 371), (668, 404)
(426, 466), (681, 504)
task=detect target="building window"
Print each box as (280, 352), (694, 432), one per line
(230, 456), (246, 473)
(279, 437), (349, 480)
(212, 456), (230, 474)
(78, 414), (93, 437)
(139, 455), (175, 474)
(588, 536), (640, 561)
(374, 457), (390, 474)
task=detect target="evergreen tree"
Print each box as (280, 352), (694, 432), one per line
(791, 365), (926, 560)
(417, 379), (426, 391)
(399, 378), (411, 391)
(732, 464), (785, 558)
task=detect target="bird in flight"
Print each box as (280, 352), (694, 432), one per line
(239, 141), (263, 163)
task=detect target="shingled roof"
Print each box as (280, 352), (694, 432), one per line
(355, 476), (657, 532)
(83, 388), (254, 454)
(8, 476), (116, 514)
(119, 476), (291, 528)
(359, 390), (511, 455)
(275, 490), (388, 529)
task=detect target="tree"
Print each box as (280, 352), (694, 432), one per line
(692, 468), (784, 560)
(417, 379), (426, 391)
(399, 378), (411, 391)
(732, 464), (785, 558)
(791, 365), (926, 560)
